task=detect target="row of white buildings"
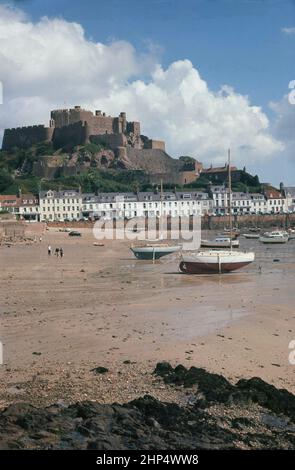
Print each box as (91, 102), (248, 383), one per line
(0, 185), (294, 222)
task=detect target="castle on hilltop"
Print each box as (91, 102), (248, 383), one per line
(2, 106), (166, 155)
(2, 106), (202, 185)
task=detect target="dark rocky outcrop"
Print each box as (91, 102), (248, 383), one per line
(154, 363), (295, 420)
(0, 363), (294, 450)
(154, 362), (235, 404)
(91, 367), (109, 375)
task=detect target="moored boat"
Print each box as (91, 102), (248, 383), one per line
(131, 243), (181, 260)
(222, 229), (240, 239)
(179, 149), (255, 275)
(259, 231), (289, 244)
(243, 233), (260, 239)
(179, 250), (255, 274)
(130, 180), (182, 260)
(201, 236), (239, 248)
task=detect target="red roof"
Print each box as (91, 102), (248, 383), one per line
(264, 188), (283, 199)
(0, 195), (20, 206)
(202, 165), (237, 174)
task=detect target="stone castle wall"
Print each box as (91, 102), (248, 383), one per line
(52, 121), (87, 149)
(1, 106), (200, 186)
(2, 125), (54, 151)
(2, 107), (140, 152)
(50, 107), (131, 136)
(90, 133), (127, 149)
(144, 139), (166, 151)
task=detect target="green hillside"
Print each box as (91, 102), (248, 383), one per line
(0, 144), (262, 195)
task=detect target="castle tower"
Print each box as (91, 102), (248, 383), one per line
(84, 121), (91, 144)
(119, 112), (127, 133)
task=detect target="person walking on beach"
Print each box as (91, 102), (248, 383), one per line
(60, 247), (64, 258)
(48, 245), (51, 256)
(39, 236), (42, 243)
(55, 247), (60, 258)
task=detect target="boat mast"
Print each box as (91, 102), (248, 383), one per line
(160, 179), (163, 240)
(228, 149), (233, 252)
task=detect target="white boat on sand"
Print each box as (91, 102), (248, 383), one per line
(243, 233), (260, 239)
(201, 236), (239, 248)
(259, 231), (289, 244)
(131, 243), (181, 260)
(130, 180), (182, 260)
(179, 150), (255, 274)
(179, 250), (255, 274)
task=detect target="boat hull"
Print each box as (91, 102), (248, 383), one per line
(259, 237), (288, 244)
(201, 240), (239, 248)
(243, 234), (260, 239)
(179, 251), (255, 274)
(179, 259), (252, 274)
(131, 245), (181, 260)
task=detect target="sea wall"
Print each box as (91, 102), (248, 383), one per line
(202, 213), (295, 230)
(46, 213), (295, 232)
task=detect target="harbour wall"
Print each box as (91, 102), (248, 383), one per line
(46, 213), (295, 231)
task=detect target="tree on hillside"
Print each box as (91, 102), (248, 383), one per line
(0, 169), (14, 192)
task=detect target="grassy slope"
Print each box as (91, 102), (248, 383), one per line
(0, 143), (262, 195)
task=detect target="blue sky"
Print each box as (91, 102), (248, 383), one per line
(13, 0), (295, 108)
(1, 0), (295, 184)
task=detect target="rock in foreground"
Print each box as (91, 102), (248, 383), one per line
(0, 363), (294, 450)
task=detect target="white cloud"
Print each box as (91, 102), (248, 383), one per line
(0, 4), (285, 170)
(268, 96), (295, 180)
(282, 27), (295, 35)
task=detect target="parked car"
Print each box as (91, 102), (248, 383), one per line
(68, 231), (81, 237)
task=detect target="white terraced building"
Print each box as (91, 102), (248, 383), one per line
(35, 187), (289, 222)
(232, 192), (252, 214)
(82, 191), (213, 220)
(210, 185), (288, 215)
(263, 187), (288, 214)
(249, 193), (268, 214)
(210, 185), (229, 215)
(39, 190), (83, 221)
(281, 186), (295, 213)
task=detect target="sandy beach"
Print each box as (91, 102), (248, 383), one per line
(0, 227), (294, 407)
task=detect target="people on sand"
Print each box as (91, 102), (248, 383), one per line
(55, 247), (60, 257)
(48, 245), (51, 256)
(60, 248), (64, 258)
(39, 236), (42, 243)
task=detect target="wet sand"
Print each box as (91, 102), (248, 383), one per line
(0, 227), (294, 407)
